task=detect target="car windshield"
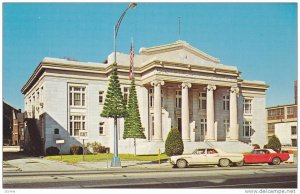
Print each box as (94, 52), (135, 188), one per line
(193, 149), (205, 155)
(251, 150), (269, 154)
(207, 149), (218, 154)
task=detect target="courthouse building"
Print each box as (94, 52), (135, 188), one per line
(21, 40), (268, 154)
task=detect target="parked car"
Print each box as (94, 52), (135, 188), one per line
(243, 149), (289, 165)
(169, 148), (244, 168)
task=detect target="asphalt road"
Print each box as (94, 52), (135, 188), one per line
(3, 164), (297, 189)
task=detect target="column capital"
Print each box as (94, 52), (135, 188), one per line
(207, 84), (216, 91)
(230, 86), (239, 94)
(151, 80), (165, 87)
(182, 82), (192, 89)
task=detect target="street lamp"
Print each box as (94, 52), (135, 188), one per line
(114, 3), (137, 63)
(111, 3), (137, 168)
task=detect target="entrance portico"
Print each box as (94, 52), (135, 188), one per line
(148, 80), (240, 142)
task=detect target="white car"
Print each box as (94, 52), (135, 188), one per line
(170, 148), (244, 168)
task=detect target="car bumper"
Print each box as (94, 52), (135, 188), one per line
(169, 158), (176, 165)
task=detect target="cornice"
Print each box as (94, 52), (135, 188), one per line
(239, 80), (269, 91)
(22, 57), (240, 94)
(139, 40), (220, 63)
(266, 104), (297, 109)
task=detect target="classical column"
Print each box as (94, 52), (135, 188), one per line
(205, 84), (216, 141)
(151, 80), (164, 141)
(181, 82), (192, 141)
(229, 86), (239, 141)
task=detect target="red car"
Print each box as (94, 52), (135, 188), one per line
(243, 149), (289, 165)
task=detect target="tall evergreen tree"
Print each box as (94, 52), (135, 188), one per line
(101, 63), (127, 118)
(101, 62), (127, 166)
(123, 78), (146, 156)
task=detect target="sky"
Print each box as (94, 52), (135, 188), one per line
(3, 3), (297, 109)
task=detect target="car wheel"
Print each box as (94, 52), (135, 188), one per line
(272, 157), (281, 165)
(219, 158), (230, 167)
(268, 162), (274, 165)
(234, 160), (244, 167)
(176, 159), (187, 168)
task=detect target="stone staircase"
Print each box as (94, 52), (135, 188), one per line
(205, 141), (253, 153)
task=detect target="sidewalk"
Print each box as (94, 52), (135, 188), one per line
(3, 152), (171, 172)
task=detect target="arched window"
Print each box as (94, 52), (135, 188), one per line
(54, 128), (59, 134)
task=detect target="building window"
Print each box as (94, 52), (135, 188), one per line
(32, 93), (35, 103)
(123, 87), (129, 104)
(99, 122), (104, 135)
(223, 95), (230, 111)
(278, 108), (284, 115)
(292, 139), (297, 147)
(291, 126), (297, 135)
(268, 109), (274, 116)
(243, 99), (252, 114)
(243, 121), (252, 137)
(149, 89), (154, 108)
(54, 128), (59, 134)
(69, 86), (86, 107)
(176, 90), (182, 108)
(151, 114), (154, 136)
(70, 115), (85, 136)
(99, 91), (104, 104)
(224, 119), (230, 135)
(268, 123), (275, 133)
(200, 118), (207, 136)
(36, 90), (40, 101)
(199, 92), (207, 110)
(149, 88), (163, 108)
(287, 107), (294, 115)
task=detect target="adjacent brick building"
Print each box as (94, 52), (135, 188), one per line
(266, 81), (297, 147)
(3, 100), (24, 146)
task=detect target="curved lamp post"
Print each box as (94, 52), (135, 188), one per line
(111, 3), (137, 167)
(114, 2), (137, 63)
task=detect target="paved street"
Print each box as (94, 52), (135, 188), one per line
(3, 162), (297, 188)
(2, 152), (298, 188)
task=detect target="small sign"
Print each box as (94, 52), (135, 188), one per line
(79, 130), (88, 140)
(56, 139), (65, 144)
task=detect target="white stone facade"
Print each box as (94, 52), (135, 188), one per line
(274, 122), (297, 146)
(21, 41), (269, 154)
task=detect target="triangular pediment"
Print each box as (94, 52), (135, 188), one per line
(139, 40), (220, 64)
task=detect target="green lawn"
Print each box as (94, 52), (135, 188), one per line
(46, 153), (169, 164)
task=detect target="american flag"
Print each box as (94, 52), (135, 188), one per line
(129, 41), (134, 80)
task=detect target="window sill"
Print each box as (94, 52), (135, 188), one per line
(70, 106), (87, 109)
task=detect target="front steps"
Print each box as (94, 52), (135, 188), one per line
(117, 140), (253, 155)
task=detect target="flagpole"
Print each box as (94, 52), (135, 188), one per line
(131, 37), (134, 79)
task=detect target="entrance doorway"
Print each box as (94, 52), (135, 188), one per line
(177, 118), (182, 136)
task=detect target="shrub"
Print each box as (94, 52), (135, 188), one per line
(87, 142), (107, 153)
(46, 146), (60, 156)
(265, 135), (281, 152)
(252, 144), (260, 149)
(70, 144), (83, 155)
(165, 128), (184, 157)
